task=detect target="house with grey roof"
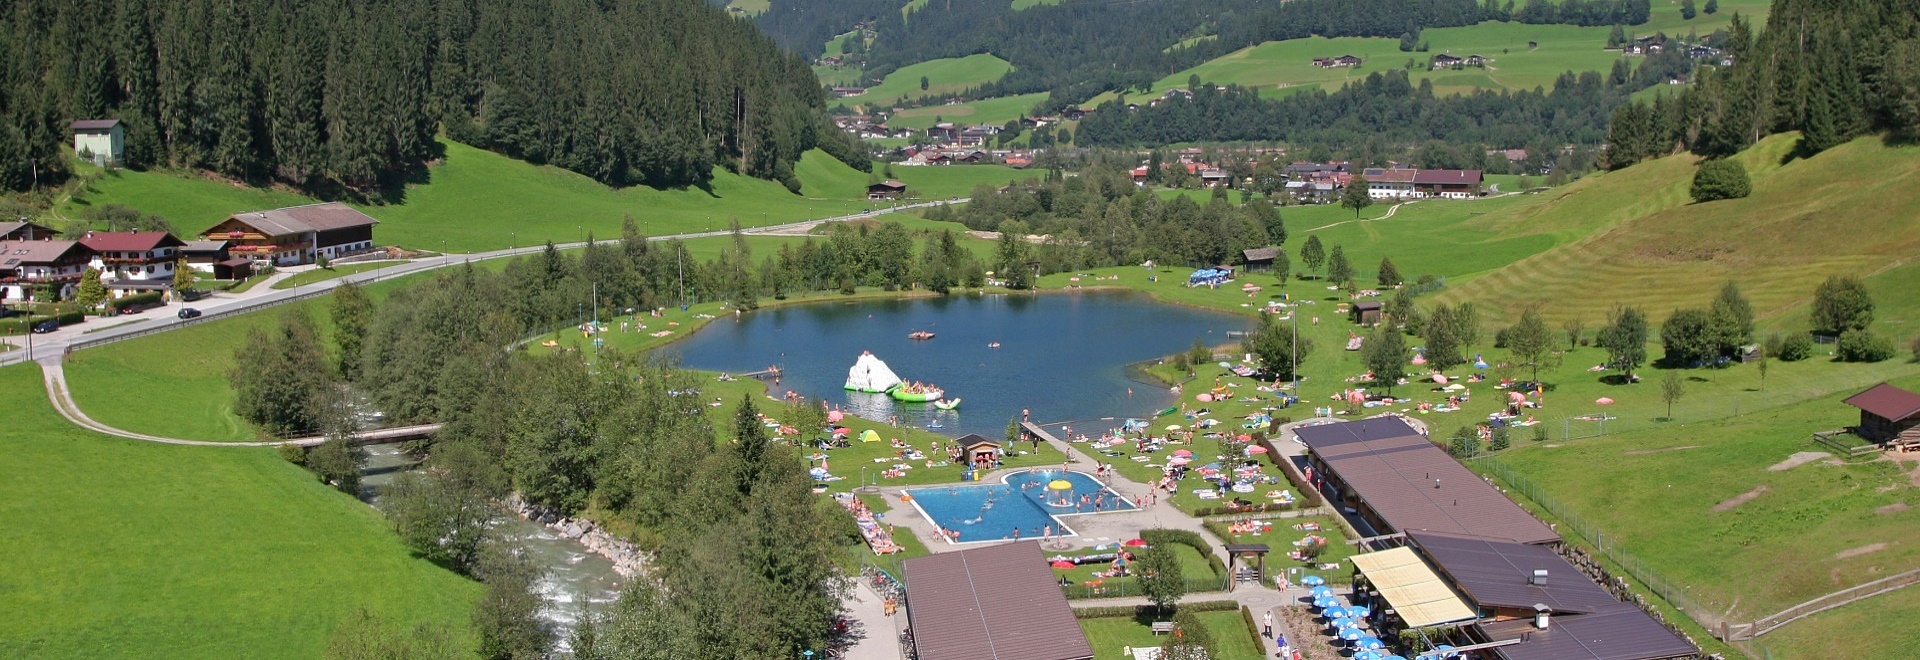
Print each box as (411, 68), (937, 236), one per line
(199, 202), (379, 266)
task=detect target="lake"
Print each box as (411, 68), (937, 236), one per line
(665, 291), (1253, 438)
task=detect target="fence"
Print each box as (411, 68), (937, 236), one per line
(1731, 566), (1920, 640)
(1467, 456), (1726, 635)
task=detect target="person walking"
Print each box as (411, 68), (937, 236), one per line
(1262, 611), (1273, 639)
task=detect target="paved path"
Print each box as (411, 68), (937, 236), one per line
(839, 582), (905, 660)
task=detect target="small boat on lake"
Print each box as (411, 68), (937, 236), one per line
(909, 331), (935, 340)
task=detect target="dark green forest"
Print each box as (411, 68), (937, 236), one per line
(0, 0), (867, 194)
(1603, 0), (1920, 168)
(758, 0), (1650, 113)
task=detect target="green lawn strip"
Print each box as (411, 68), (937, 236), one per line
(1209, 514), (1356, 587)
(1751, 581), (1920, 659)
(1080, 610), (1265, 660)
(855, 494), (933, 558)
(269, 262), (392, 289)
(834, 54), (1013, 108)
(0, 364), (478, 658)
(1049, 543), (1226, 597)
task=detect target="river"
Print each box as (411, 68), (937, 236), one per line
(665, 290), (1254, 438)
(356, 443), (622, 646)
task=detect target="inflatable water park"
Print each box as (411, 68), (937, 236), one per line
(844, 351), (958, 408)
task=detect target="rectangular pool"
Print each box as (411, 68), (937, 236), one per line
(905, 470), (1135, 544)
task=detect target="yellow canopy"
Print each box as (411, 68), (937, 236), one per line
(1348, 547), (1478, 628)
(860, 429), (882, 443)
(1047, 480), (1074, 490)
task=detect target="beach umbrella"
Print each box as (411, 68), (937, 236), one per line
(1166, 424), (1184, 431)
(1172, 449), (1194, 457)
(1125, 538), (1148, 547)
(1595, 397), (1614, 405)
(1312, 596), (1338, 609)
(1357, 636), (1385, 650)
(1383, 657), (1407, 660)
(1411, 353), (1427, 366)
(827, 411), (844, 423)
(1202, 462), (1222, 470)
(1320, 604), (1345, 617)
(1444, 383), (1465, 391)
(1338, 626), (1365, 642)
(1047, 479), (1073, 491)
(1436, 644), (1457, 658)
(1310, 585), (1334, 598)
(1433, 373), (1448, 384)
(1346, 389), (1366, 406)
(1508, 391), (1527, 404)
(1300, 574), (1325, 587)
(1353, 651), (1384, 660)
(1168, 457), (1191, 466)
(1246, 445), (1269, 454)
(1348, 605), (1370, 618)
(1218, 361), (1233, 368)
(1197, 393), (1213, 402)
(1050, 560), (1075, 569)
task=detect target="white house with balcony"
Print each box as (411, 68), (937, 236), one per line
(0, 240), (93, 301)
(78, 231), (186, 297)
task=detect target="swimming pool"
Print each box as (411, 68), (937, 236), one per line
(905, 470), (1136, 544)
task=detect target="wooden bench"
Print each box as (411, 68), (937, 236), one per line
(1151, 621), (1176, 635)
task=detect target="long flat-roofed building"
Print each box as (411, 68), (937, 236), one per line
(1295, 416), (1559, 545)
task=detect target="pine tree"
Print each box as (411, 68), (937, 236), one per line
(1299, 235), (1325, 278)
(1326, 246), (1353, 286)
(75, 268), (108, 311)
(1680, 0), (1696, 20)
(1703, 0), (1717, 13)
(1377, 257), (1402, 286)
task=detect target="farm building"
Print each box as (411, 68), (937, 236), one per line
(200, 202), (378, 266)
(1351, 301), (1384, 326)
(1842, 382), (1920, 446)
(1242, 246), (1282, 272)
(867, 180), (909, 200)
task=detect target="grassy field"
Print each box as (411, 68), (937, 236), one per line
(725, 0), (767, 15)
(0, 364), (478, 658)
(835, 54), (1013, 109)
(1081, 609), (1264, 660)
(58, 165), (314, 233)
(1088, 1), (1772, 105)
(1491, 375), (1920, 624)
(1440, 133), (1920, 325)
(887, 92), (1050, 130)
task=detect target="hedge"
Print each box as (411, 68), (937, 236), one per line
(1141, 528), (1228, 581)
(1072, 599), (1241, 619)
(0, 311), (84, 333)
(109, 292), (166, 311)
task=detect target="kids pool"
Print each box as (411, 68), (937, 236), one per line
(905, 470), (1135, 543)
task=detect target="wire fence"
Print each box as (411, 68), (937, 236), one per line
(1468, 455), (1727, 636)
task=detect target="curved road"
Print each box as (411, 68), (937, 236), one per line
(11, 200), (964, 445)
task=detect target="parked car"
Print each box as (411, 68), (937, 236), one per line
(31, 320), (58, 333)
(177, 308), (202, 320)
(181, 289), (208, 302)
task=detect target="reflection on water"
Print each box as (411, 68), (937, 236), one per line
(357, 443), (622, 644)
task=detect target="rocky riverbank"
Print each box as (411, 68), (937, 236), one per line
(505, 494), (647, 578)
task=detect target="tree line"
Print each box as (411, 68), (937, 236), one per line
(1076, 65), (1673, 150)
(1603, 0), (1920, 170)
(0, 0), (867, 194)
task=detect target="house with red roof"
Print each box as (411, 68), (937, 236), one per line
(79, 231), (186, 296)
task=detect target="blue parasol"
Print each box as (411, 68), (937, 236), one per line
(1321, 605), (1348, 619)
(1310, 585), (1334, 598)
(1313, 595), (1338, 609)
(1353, 651), (1385, 660)
(1357, 636), (1385, 650)
(1300, 574), (1326, 587)
(1338, 626), (1365, 641)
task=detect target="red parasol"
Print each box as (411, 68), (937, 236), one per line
(1051, 560), (1075, 569)
(827, 411), (845, 423)
(1172, 449), (1194, 457)
(1247, 445), (1269, 454)
(1125, 538), (1148, 547)
(1595, 397), (1614, 405)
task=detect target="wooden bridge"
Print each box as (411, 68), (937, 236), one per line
(285, 423), (445, 448)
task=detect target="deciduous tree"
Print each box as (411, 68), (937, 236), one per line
(1660, 370), (1686, 419)
(1598, 305), (1650, 378)
(1326, 245), (1353, 286)
(1364, 324), (1409, 394)
(1506, 306), (1554, 380)
(1378, 257), (1402, 286)
(1690, 159), (1751, 202)
(1299, 235), (1325, 278)
(1341, 176), (1374, 217)
(1811, 275), (1874, 336)
(1136, 544), (1186, 613)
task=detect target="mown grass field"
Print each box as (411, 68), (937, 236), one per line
(1440, 133), (1920, 326)
(835, 54), (1013, 109)
(1492, 376), (1920, 624)
(0, 364), (478, 658)
(1082, 610), (1265, 660)
(887, 92), (1050, 130)
(59, 141), (1030, 253)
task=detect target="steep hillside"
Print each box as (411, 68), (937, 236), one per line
(1440, 133), (1920, 325)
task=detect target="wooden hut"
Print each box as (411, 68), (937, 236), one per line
(955, 434), (1002, 468)
(1351, 301), (1384, 326)
(1842, 383), (1920, 447)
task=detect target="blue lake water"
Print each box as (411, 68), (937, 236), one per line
(905, 470), (1134, 543)
(664, 291), (1252, 438)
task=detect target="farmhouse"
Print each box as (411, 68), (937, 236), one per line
(1431, 54), (1464, 69)
(1413, 169), (1484, 198)
(1842, 382), (1920, 446)
(867, 180), (909, 200)
(0, 240), (93, 301)
(1313, 55), (1363, 68)
(1294, 416), (1561, 545)
(0, 220), (60, 241)
(1365, 168), (1419, 198)
(77, 231), (186, 296)
(902, 541), (1094, 660)
(200, 202), (378, 267)
(69, 119), (125, 166)
(830, 86), (867, 98)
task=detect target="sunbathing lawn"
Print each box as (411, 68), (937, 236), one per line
(1212, 514), (1356, 587)
(1051, 542), (1225, 598)
(1080, 610), (1265, 660)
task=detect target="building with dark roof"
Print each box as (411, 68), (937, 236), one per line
(1842, 382), (1920, 445)
(70, 119), (124, 166)
(78, 231), (187, 295)
(1412, 169), (1483, 198)
(0, 240), (93, 301)
(902, 541), (1094, 660)
(1241, 246), (1282, 271)
(1406, 532), (1697, 660)
(0, 220), (60, 241)
(200, 202), (379, 266)
(868, 180), (909, 200)
(1294, 417), (1559, 545)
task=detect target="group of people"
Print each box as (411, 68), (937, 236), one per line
(896, 381), (940, 395)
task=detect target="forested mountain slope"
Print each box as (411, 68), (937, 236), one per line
(0, 0), (866, 194)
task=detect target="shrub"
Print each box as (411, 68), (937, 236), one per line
(1835, 329), (1896, 362)
(1490, 426), (1511, 451)
(1777, 332), (1815, 361)
(1690, 158), (1751, 202)
(1531, 424), (1548, 442)
(1911, 335), (1920, 363)
(111, 291), (166, 311)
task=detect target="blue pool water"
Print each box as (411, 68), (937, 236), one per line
(906, 470), (1135, 543)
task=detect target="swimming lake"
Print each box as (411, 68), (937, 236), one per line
(666, 291), (1252, 438)
(905, 469), (1134, 543)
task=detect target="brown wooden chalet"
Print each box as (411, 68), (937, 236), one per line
(1843, 383), (1920, 446)
(200, 202), (378, 266)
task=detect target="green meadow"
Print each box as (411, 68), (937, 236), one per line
(887, 92), (1051, 130)
(835, 54), (1013, 108)
(0, 364), (478, 658)
(1081, 610), (1265, 660)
